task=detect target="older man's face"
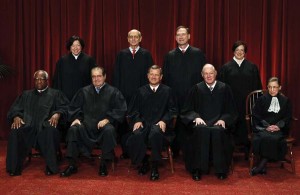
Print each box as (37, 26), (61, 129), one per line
(34, 72), (48, 90)
(202, 66), (217, 85)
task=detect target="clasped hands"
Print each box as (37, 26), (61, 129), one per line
(193, 117), (226, 129)
(133, 121), (166, 132)
(266, 125), (280, 132)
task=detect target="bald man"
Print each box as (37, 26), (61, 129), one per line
(181, 64), (237, 181)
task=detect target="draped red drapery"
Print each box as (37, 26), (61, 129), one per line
(0, 0), (299, 140)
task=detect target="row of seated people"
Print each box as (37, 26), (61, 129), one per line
(6, 65), (292, 181)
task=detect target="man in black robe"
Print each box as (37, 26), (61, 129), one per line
(6, 70), (69, 176)
(113, 29), (154, 158)
(126, 65), (178, 180)
(219, 41), (262, 152)
(163, 26), (206, 158)
(60, 67), (127, 177)
(181, 64), (237, 181)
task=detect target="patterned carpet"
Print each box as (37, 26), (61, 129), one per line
(0, 140), (299, 195)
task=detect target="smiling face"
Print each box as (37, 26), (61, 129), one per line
(175, 28), (190, 47)
(234, 45), (245, 60)
(128, 30), (142, 48)
(202, 64), (217, 86)
(70, 40), (82, 56)
(91, 68), (106, 88)
(148, 68), (162, 86)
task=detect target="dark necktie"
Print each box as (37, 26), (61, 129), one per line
(132, 49), (136, 59)
(152, 87), (156, 92)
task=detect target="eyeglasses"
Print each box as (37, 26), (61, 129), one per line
(34, 78), (46, 81)
(268, 86), (279, 89)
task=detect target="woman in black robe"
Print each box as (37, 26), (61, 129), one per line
(219, 41), (262, 150)
(250, 77), (292, 176)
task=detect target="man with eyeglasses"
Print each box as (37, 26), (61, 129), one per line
(113, 29), (154, 159)
(6, 70), (69, 176)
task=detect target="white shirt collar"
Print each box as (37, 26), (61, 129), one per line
(233, 56), (245, 67)
(206, 81), (217, 90)
(150, 84), (159, 91)
(130, 46), (140, 53)
(37, 86), (48, 93)
(179, 44), (189, 52)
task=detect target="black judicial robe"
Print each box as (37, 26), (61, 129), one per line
(252, 93), (292, 160)
(127, 84), (178, 164)
(6, 88), (69, 173)
(67, 84), (127, 156)
(163, 46), (206, 110)
(181, 81), (238, 172)
(219, 59), (262, 144)
(53, 52), (96, 101)
(113, 47), (153, 104)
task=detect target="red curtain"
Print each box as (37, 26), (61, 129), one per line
(0, 0), (299, 139)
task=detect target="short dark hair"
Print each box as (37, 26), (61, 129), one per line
(176, 26), (190, 34)
(91, 66), (106, 76)
(66, 35), (85, 51)
(232, 40), (248, 53)
(148, 65), (162, 75)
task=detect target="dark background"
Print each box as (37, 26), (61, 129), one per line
(0, 0), (299, 140)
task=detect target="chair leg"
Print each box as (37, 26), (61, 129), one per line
(249, 152), (254, 171)
(168, 146), (174, 173)
(289, 145), (296, 174)
(111, 160), (115, 172)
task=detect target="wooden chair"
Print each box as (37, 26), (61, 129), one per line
(245, 89), (297, 174)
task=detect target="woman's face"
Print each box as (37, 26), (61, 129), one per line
(268, 81), (281, 96)
(234, 45), (245, 60)
(70, 40), (82, 56)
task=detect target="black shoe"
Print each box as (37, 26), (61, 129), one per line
(60, 166), (78, 177)
(250, 167), (259, 176)
(9, 171), (21, 176)
(45, 166), (54, 176)
(99, 163), (108, 176)
(150, 167), (159, 181)
(138, 162), (150, 175)
(260, 167), (267, 175)
(120, 153), (129, 159)
(192, 169), (201, 181)
(217, 173), (227, 180)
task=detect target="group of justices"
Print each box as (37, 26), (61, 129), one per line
(6, 25), (291, 181)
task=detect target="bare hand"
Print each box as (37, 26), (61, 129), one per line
(11, 116), (25, 129)
(266, 125), (280, 132)
(71, 119), (81, 126)
(156, 121), (166, 132)
(193, 118), (206, 126)
(97, 119), (109, 129)
(133, 122), (143, 131)
(48, 113), (61, 128)
(214, 120), (226, 128)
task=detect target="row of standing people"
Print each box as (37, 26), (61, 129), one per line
(6, 26), (291, 181)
